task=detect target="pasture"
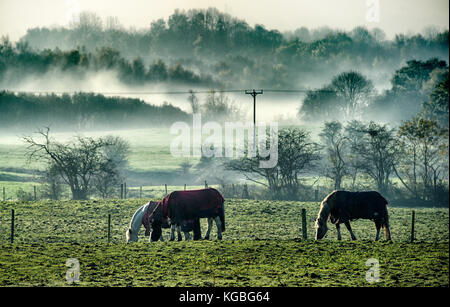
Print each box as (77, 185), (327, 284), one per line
(0, 198), (448, 286)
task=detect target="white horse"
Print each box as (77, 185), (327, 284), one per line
(125, 203), (194, 243)
(126, 202), (223, 243)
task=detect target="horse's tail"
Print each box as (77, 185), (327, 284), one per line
(383, 203), (391, 241)
(219, 200), (225, 232)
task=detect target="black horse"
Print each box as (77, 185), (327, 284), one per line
(315, 190), (391, 241)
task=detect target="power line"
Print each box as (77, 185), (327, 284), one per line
(245, 89), (264, 152)
(2, 88), (336, 95)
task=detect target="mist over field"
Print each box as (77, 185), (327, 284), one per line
(0, 7), (448, 131)
(0, 2), (449, 291)
(0, 4), (448, 207)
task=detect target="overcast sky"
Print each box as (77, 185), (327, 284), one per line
(0, 0), (449, 41)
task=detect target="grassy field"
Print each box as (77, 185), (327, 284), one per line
(0, 241), (447, 287)
(0, 128), (448, 287)
(0, 198), (448, 286)
(1, 199), (448, 243)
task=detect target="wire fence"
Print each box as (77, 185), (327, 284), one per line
(1, 181), (328, 203)
(0, 197), (448, 244)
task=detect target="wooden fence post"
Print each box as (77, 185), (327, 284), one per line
(108, 214), (111, 243)
(205, 180), (208, 189)
(124, 182), (127, 199)
(3, 187), (5, 201)
(139, 186), (142, 198)
(34, 186), (37, 201)
(165, 184), (168, 196)
(184, 184), (186, 191)
(11, 209), (15, 243)
(302, 208), (307, 240)
(120, 184), (124, 199)
(314, 189), (319, 202)
(411, 210), (415, 243)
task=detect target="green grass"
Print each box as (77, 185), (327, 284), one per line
(0, 241), (447, 287)
(0, 199), (448, 243)
(0, 199), (447, 286)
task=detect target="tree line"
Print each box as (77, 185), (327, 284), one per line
(1, 9), (448, 90)
(224, 117), (448, 206)
(0, 39), (215, 87)
(300, 58), (449, 123)
(0, 91), (190, 131)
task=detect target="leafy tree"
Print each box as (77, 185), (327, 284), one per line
(391, 58), (447, 93)
(201, 90), (241, 122)
(422, 71), (449, 127)
(299, 86), (341, 121)
(331, 71), (374, 118)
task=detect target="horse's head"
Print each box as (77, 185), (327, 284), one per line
(314, 216), (328, 240)
(126, 227), (138, 243)
(315, 200), (331, 240)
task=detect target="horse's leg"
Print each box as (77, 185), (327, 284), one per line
(383, 221), (392, 241)
(170, 224), (176, 241)
(336, 223), (342, 240)
(184, 231), (191, 241)
(204, 217), (213, 240)
(344, 221), (357, 240)
(150, 226), (162, 242)
(374, 220), (382, 241)
(214, 216), (223, 240)
(383, 210), (392, 241)
(177, 225), (183, 241)
(193, 218), (202, 241)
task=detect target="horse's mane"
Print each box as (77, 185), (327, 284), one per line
(316, 190), (338, 224)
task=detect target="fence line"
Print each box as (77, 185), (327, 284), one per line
(1, 207), (425, 244)
(1, 182), (331, 202)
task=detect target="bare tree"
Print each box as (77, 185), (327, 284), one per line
(23, 128), (129, 200)
(225, 127), (321, 200)
(319, 121), (348, 190)
(41, 162), (64, 200)
(396, 116), (449, 203)
(93, 135), (129, 198)
(347, 121), (400, 195)
(188, 90), (200, 114)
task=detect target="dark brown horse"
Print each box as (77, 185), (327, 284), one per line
(147, 188), (225, 241)
(315, 190), (391, 241)
(143, 201), (201, 241)
(126, 200), (201, 243)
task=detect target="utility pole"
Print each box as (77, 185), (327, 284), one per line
(245, 89), (263, 153)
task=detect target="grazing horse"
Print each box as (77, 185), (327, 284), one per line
(126, 188), (225, 242)
(125, 201), (201, 243)
(156, 188), (225, 241)
(315, 190), (391, 241)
